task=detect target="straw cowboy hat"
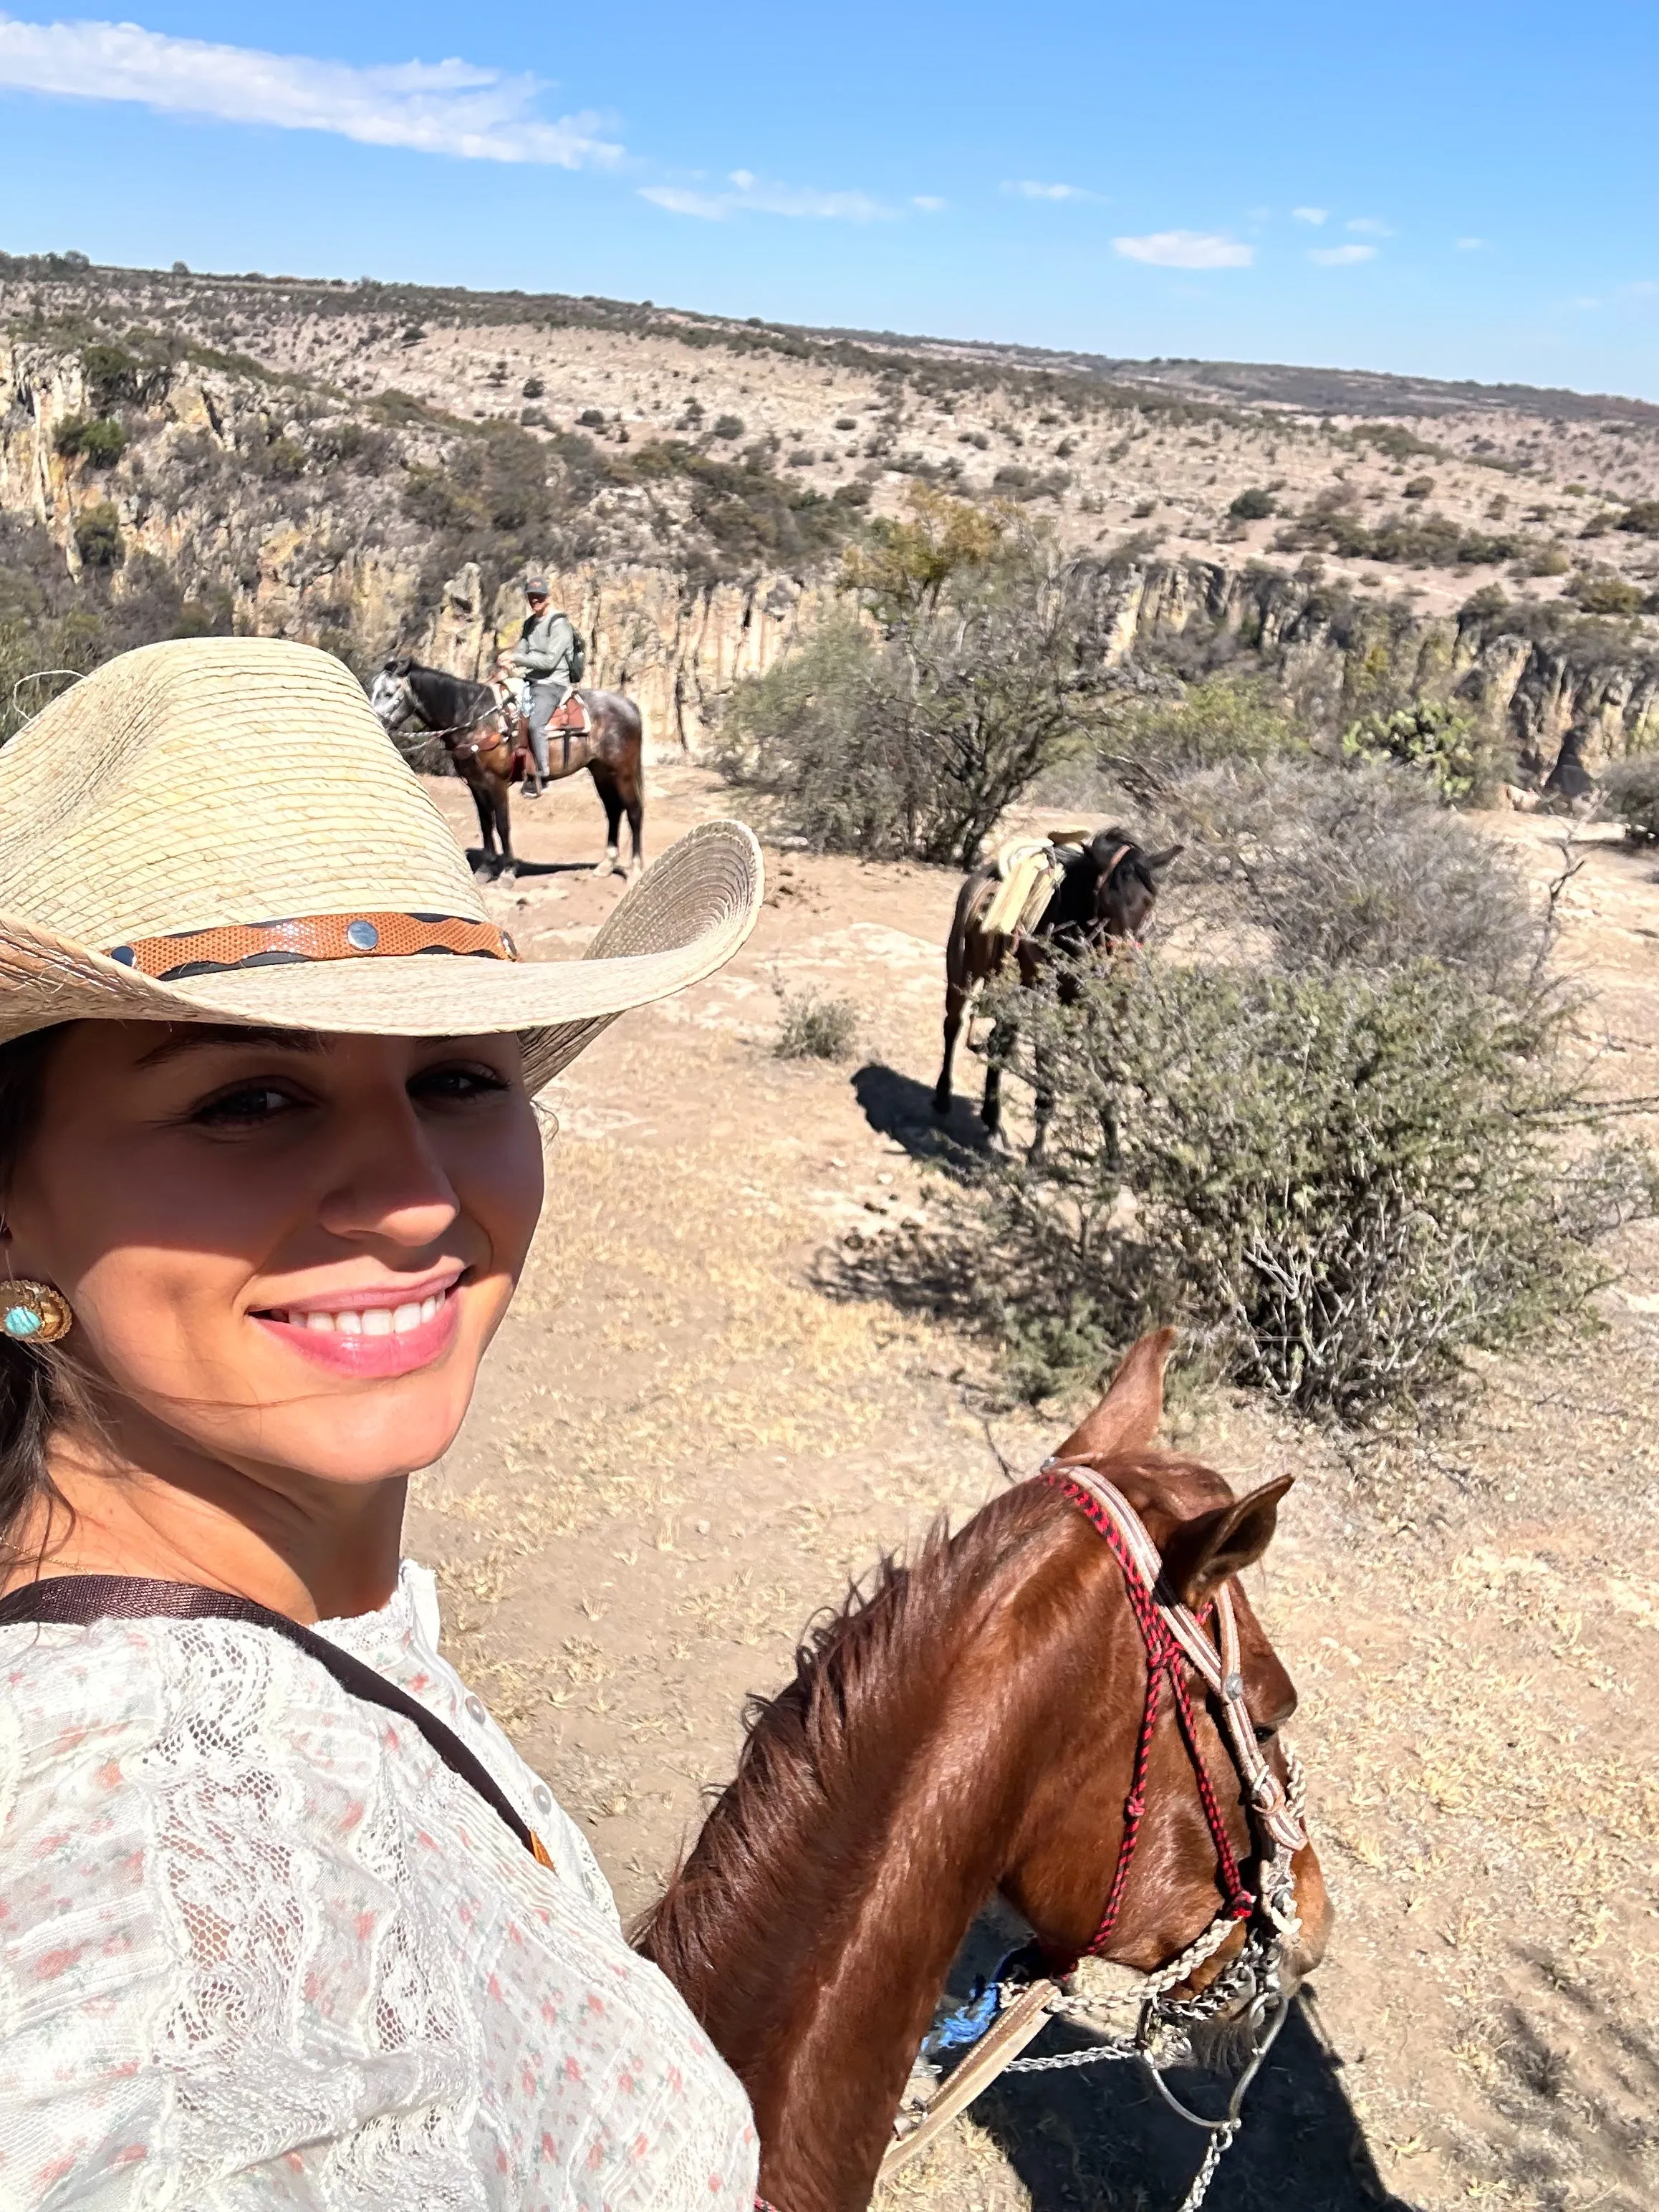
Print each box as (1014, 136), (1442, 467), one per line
(0, 637), (763, 1087)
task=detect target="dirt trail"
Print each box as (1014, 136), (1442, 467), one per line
(412, 766), (1659, 2212)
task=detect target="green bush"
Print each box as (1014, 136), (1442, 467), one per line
(53, 415), (126, 467)
(1106, 675), (1304, 789)
(73, 503), (124, 569)
(80, 342), (143, 411)
(1227, 486), (1276, 519)
(970, 957), (1653, 1418)
(1341, 698), (1500, 806)
(775, 992), (859, 1061)
(1402, 475), (1435, 500)
(1618, 501), (1659, 535)
(711, 414), (744, 440)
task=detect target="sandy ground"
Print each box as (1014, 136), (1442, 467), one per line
(409, 761), (1658, 2212)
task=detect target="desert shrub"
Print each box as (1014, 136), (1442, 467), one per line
(1569, 572), (1645, 616)
(80, 343), (144, 411)
(1341, 698), (1503, 805)
(718, 538), (1101, 865)
(577, 408), (606, 428)
(53, 415), (126, 467)
(1104, 675), (1304, 789)
(1167, 761), (1542, 994)
(1600, 754), (1659, 844)
(711, 414), (744, 440)
(521, 375), (544, 398)
(258, 436), (307, 482)
(1618, 501), (1659, 535)
(775, 992), (858, 1061)
(1403, 474), (1435, 500)
(312, 421), (394, 474)
(73, 503), (123, 569)
(970, 957), (1652, 1418)
(1228, 486), (1276, 519)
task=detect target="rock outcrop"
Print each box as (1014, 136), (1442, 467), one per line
(4, 328), (1657, 784)
(1099, 558), (1659, 778)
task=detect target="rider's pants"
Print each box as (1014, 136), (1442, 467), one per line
(524, 681), (568, 779)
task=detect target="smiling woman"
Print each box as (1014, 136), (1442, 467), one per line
(0, 638), (764, 2210)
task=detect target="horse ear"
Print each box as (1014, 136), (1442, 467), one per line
(1054, 1328), (1176, 1462)
(1160, 1475), (1293, 1608)
(1145, 843), (1185, 872)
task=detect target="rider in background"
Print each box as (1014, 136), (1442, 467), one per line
(509, 577), (577, 800)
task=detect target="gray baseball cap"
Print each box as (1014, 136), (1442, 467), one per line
(524, 576), (549, 595)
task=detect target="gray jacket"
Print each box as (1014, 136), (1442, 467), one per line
(511, 607), (577, 683)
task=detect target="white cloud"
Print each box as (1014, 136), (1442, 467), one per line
(1347, 216), (1393, 236)
(640, 170), (886, 222)
(1309, 243), (1377, 266)
(1112, 230), (1252, 269)
(912, 194), (946, 213)
(1456, 236), (1486, 250)
(1292, 206), (1328, 225)
(1003, 179), (1098, 203)
(0, 11), (620, 164)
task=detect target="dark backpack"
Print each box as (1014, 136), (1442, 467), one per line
(567, 627), (587, 683)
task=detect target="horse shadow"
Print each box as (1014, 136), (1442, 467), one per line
(463, 849), (598, 881)
(966, 1991), (1418, 2211)
(850, 1062), (994, 1180)
(924, 1911), (1418, 2211)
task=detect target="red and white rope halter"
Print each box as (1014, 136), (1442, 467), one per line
(873, 1461), (1313, 2212)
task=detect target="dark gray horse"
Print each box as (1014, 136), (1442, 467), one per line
(370, 658), (645, 877)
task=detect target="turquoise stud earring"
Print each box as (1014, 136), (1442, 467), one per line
(1, 1281), (72, 1345)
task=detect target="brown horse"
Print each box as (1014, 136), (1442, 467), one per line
(638, 1330), (1329, 2212)
(370, 658), (645, 879)
(933, 828), (1181, 1145)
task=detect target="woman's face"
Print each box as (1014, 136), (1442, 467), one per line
(4, 1021), (544, 1488)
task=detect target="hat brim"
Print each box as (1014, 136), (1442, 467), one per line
(0, 819), (763, 1092)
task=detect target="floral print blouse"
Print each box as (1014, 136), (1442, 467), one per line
(0, 1562), (758, 2209)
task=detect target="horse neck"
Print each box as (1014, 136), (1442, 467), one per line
(410, 668), (481, 728)
(639, 1491), (1110, 2212)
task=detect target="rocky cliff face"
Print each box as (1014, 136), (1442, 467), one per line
(4, 327), (1656, 784)
(1104, 558), (1659, 777)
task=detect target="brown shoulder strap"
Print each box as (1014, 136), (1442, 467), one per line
(0, 1574), (552, 1868)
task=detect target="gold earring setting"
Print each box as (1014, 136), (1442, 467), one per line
(1, 1281), (72, 1344)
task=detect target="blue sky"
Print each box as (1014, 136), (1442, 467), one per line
(2, 1), (1657, 400)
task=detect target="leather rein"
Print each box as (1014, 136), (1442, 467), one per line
(870, 1459), (1310, 2209)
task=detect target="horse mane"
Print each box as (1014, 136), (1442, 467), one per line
(635, 1453), (1228, 2004)
(633, 1482), (1066, 1999)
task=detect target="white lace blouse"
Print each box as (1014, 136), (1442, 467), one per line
(0, 1562), (758, 2210)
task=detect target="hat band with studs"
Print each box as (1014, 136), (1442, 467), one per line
(105, 913), (519, 983)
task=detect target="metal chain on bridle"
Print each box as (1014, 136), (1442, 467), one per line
(875, 1458), (1311, 2212)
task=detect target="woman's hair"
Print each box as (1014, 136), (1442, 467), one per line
(0, 1026), (72, 1572)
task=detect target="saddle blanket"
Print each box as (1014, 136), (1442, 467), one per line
(979, 835), (1080, 939)
(548, 693), (590, 735)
